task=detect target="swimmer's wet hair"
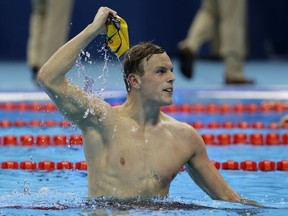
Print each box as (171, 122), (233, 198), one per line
(122, 42), (165, 92)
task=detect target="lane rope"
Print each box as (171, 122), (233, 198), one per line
(1, 119), (287, 129)
(1, 102), (288, 113)
(1, 133), (288, 146)
(0, 160), (287, 171)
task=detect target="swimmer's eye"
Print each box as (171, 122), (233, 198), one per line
(157, 70), (165, 74)
(156, 67), (174, 74)
(156, 67), (168, 74)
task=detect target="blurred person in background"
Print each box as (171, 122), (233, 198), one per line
(27, 0), (74, 84)
(178, 0), (254, 85)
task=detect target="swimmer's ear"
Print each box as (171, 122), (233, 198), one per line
(127, 73), (141, 90)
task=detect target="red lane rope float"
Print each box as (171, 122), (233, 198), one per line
(258, 160), (276, 171)
(1, 160), (287, 171)
(20, 161), (37, 170)
(240, 160), (258, 171)
(222, 160), (239, 170)
(38, 161), (55, 170)
(1, 133), (288, 146)
(1, 161), (19, 169)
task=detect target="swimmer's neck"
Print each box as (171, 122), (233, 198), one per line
(119, 96), (162, 126)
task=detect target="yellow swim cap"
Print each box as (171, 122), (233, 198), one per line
(106, 15), (130, 58)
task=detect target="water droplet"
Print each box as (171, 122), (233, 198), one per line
(83, 109), (89, 118)
(113, 125), (117, 132)
(85, 51), (90, 58)
(83, 76), (95, 94)
(39, 187), (49, 193)
(70, 124), (77, 131)
(23, 181), (30, 194)
(98, 113), (106, 122)
(131, 126), (137, 132)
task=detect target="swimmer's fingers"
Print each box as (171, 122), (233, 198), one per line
(239, 199), (267, 208)
(92, 6), (118, 34)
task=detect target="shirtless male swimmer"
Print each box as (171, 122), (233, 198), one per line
(38, 6), (262, 207)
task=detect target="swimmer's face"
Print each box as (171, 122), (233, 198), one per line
(139, 52), (175, 106)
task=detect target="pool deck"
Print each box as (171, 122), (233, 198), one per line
(0, 59), (288, 102)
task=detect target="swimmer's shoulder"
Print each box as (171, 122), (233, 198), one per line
(161, 112), (196, 132)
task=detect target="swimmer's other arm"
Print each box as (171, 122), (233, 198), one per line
(238, 198), (266, 207)
(184, 128), (265, 208)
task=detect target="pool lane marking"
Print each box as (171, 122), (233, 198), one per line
(1, 89), (288, 102)
(0, 91), (127, 102)
(197, 90), (288, 99)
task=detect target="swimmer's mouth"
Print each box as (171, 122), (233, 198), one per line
(163, 88), (173, 93)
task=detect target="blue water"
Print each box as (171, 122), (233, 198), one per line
(0, 103), (288, 215)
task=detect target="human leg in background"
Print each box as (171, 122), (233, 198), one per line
(177, 0), (217, 79)
(27, 0), (74, 84)
(27, 0), (46, 81)
(218, 0), (254, 84)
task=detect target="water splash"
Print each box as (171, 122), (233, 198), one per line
(83, 108), (90, 119)
(98, 111), (107, 122)
(23, 181), (30, 195)
(76, 51), (87, 79)
(97, 45), (110, 97)
(131, 126), (138, 132)
(112, 125), (118, 139)
(75, 45), (113, 121)
(69, 123), (78, 131)
(83, 76), (95, 94)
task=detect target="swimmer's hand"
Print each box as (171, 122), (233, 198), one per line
(106, 14), (120, 30)
(238, 198), (267, 208)
(91, 6), (117, 35)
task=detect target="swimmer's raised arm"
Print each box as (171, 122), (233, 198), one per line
(185, 128), (264, 207)
(38, 7), (117, 127)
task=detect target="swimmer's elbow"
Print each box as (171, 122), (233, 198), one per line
(37, 66), (64, 89)
(37, 66), (51, 87)
(37, 68), (45, 86)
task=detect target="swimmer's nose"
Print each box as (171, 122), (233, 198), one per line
(168, 71), (176, 84)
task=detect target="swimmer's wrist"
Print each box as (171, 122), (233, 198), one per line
(86, 23), (102, 37)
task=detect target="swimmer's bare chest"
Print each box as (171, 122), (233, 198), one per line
(84, 122), (188, 198)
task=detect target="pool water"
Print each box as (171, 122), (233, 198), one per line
(0, 99), (288, 216)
